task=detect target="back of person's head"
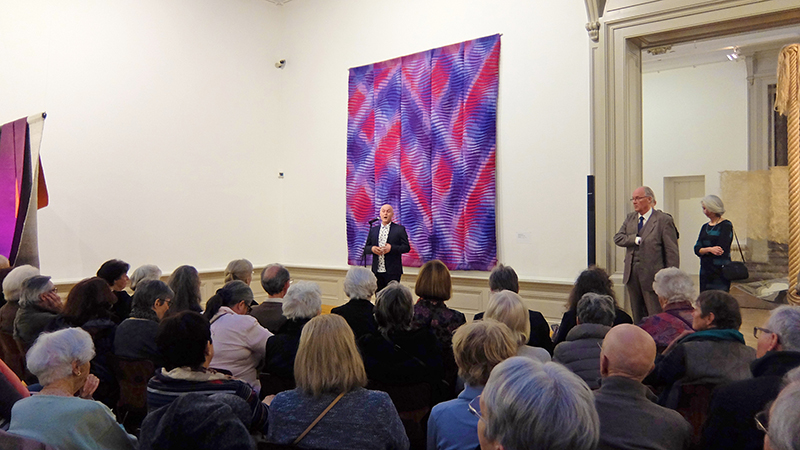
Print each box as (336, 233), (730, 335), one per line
(223, 259), (253, 284)
(766, 382), (800, 450)
(481, 357), (600, 450)
(766, 306), (800, 352)
(62, 277), (115, 326)
(576, 293), (615, 326)
(167, 265), (201, 314)
(96, 259), (130, 286)
(2, 265), (40, 302)
(568, 266), (616, 310)
(260, 264), (290, 296)
(695, 290), (742, 330)
(601, 324), (656, 381)
(18, 275), (54, 308)
(282, 281), (322, 320)
(484, 290), (530, 346)
(131, 279), (174, 320)
(374, 281), (414, 335)
(294, 314), (366, 397)
(453, 320), (517, 387)
(343, 266), (377, 300)
(652, 267), (695, 304)
(156, 311), (210, 371)
(415, 259), (452, 301)
(138, 392), (254, 450)
(489, 264), (519, 293)
(203, 281), (255, 320)
(130, 264), (162, 291)
(26, 328), (95, 386)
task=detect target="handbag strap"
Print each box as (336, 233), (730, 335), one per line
(292, 392), (346, 445)
(731, 224), (746, 263)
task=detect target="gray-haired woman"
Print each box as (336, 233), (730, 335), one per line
(7, 328), (137, 449)
(639, 267), (696, 353)
(694, 195), (734, 292)
(14, 276), (62, 351)
(114, 279), (174, 366)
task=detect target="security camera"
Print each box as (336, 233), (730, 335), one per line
(275, 60), (286, 69)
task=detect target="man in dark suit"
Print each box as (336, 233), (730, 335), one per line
(614, 186), (680, 323)
(364, 204), (410, 292)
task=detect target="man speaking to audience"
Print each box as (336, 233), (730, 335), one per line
(365, 204), (410, 292)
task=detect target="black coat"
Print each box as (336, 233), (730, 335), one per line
(364, 222), (410, 276)
(331, 299), (377, 340)
(553, 307), (633, 346)
(702, 351), (800, 450)
(474, 309), (554, 355)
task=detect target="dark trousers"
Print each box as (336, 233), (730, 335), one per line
(375, 272), (402, 292)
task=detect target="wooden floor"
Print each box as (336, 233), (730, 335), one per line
(741, 307), (771, 348)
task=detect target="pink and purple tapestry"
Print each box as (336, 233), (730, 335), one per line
(347, 34), (499, 271)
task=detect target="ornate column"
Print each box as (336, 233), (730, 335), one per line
(776, 44), (800, 306)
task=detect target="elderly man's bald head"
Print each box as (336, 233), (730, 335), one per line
(600, 324), (656, 381)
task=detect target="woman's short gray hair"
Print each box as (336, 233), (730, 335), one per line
(482, 357), (599, 450)
(26, 327), (95, 386)
(2, 265), (40, 302)
(702, 195), (725, 215)
(652, 267), (695, 305)
(18, 276), (54, 308)
(224, 259), (253, 284)
(343, 267), (377, 300)
(577, 293), (616, 326)
(767, 382), (800, 450)
(374, 281), (414, 335)
(282, 282), (322, 320)
(130, 264), (162, 291)
(767, 306), (800, 352)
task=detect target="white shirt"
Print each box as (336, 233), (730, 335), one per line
(635, 208), (653, 245)
(209, 306), (273, 393)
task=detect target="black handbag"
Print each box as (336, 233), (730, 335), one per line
(722, 227), (749, 281)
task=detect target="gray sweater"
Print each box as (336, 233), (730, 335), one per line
(266, 387), (409, 450)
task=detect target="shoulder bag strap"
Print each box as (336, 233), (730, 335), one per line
(292, 392), (346, 446)
(731, 224), (746, 263)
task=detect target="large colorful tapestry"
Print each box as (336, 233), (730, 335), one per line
(346, 34), (499, 271)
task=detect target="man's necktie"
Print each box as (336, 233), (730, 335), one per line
(638, 216), (644, 235)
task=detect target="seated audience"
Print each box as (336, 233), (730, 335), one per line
(553, 293), (615, 389)
(48, 277), (119, 408)
(166, 265), (202, 314)
(477, 357), (599, 450)
(130, 264), (162, 291)
(0, 255), (10, 308)
(703, 305), (800, 450)
(332, 266), (379, 339)
(224, 259), (253, 285)
(7, 328), (137, 449)
(427, 320), (517, 450)
(204, 281), (271, 394)
(553, 266), (632, 345)
(114, 279), (173, 367)
(357, 281), (444, 391)
(0, 358), (29, 430)
(646, 290), (756, 407)
(484, 290), (551, 363)
(266, 314), (409, 449)
(638, 268), (695, 354)
(13, 276), (61, 352)
(595, 324), (692, 450)
(146, 311), (268, 432)
(263, 281), (321, 395)
(250, 263), (290, 333)
(97, 259), (132, 322)
(0, 265), (40, 377)
(411, 260), (465, 394)
(473, 264), (554, 353)
(139, 393), (255, 450)
(764, 381), (800, 450)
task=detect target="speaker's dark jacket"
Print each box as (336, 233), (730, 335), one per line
(364, 222), (410, 276)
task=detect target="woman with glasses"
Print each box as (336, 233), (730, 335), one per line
(203, 280), (271, 395)
(694, 195), (734, 292)
(114, 279), (173, 367)
(426, 320), (518, 450)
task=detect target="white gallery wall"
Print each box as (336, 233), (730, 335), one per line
(1, 0), (591, 283)
(643, 61), (748, 198)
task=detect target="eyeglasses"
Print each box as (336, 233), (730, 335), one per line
(630, 196), (649, 202)
(49, 287), (58, 294)
(468, 395), (482, 421)
(754, 327), (780, 343)
(755, 409), (769, 434)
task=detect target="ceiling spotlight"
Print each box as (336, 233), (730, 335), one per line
(727, 46), (741, 61)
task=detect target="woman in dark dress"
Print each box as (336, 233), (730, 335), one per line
(97, 259), (132, 322)
(553, 266), (632, 345)
(694, 195), (733, 292)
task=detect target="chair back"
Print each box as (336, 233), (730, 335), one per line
(259, 373), (295, 397)
(675, 383), (716, 448)
(0, 430), (57, 450)
(0, 333), (25, 379)
(367, 380), (432, 450)
(115, 357), (155, 434)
